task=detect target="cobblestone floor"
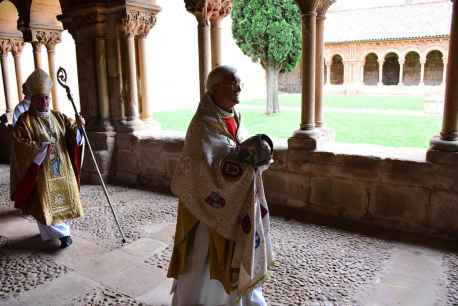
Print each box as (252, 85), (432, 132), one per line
(0, 164), (457, 306)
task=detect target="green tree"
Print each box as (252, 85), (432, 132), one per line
(232, 0), (301, 114)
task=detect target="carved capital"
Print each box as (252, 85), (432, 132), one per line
(34, 30), (62, 50)
(120, 8), (157, 37)
(208, 0), (232, 21)
(295, 0), (335, 14)
(185, 0), (232, 25)
(0, 39), (12, 56)
(316, 0), (335, 17)
(11, 40), (25, 56)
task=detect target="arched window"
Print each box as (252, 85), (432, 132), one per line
(424, 50), (444, 85)
(403, 51), (421, 86)
(363, 53), (379, 85)
(331, 55), (344, 85)
(382, 52), (400, 85)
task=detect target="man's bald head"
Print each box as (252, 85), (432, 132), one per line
(206, 65), (242, 111)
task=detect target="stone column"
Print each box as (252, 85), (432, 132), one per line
(196, 15), (210, 98)
(288, 9), (318, 150)
(32, 41), (44, 69)
(443, 57), (448, 85)
(315, 13), (325, 128)
(95, 37), (112, 129)
(134, 11), (157, 126)
(185, 1), (216, 98)
(136, 35), (153, 124)
(11, 40), (24, 100)
(420, 59), (425, 85)
(378, 59), (384, 85)
(0, 40), (13, 122)
(299, 11), (316, 131)
(360, 61), (365, 84)
(209, 1), (232, 69)
(399, 59), (405, 86)
(46, 41), (60, 110)
(124, 32), (141, 124)
(210, 18), (222, 68)
(428, 0), (458, 155)
(33, 30), (62, 110)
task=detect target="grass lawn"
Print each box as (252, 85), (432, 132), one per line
(245, 94), (426, 110)
(155, 94), (441, 148)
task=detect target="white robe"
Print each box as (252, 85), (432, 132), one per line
(171, 223), (267, 306)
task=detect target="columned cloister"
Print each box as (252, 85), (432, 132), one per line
(0, 0), (458, 304)
(0, 0), (456, 259)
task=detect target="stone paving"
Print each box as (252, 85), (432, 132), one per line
(0, 164), (457, 306)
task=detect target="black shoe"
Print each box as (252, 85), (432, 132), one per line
(59, 236), (73, 249)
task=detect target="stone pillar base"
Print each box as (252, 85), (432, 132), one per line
(429, 135), (458, 152)
(115, 119), (146, 133)
(288, 129), (322, 151)
(427, 135), (458, 165)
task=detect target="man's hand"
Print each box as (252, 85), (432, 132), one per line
(76, 115), (85, 127)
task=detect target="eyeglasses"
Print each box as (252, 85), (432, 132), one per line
(219, 82), (244, 91)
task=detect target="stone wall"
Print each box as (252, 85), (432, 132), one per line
(110, 135), (458, 239)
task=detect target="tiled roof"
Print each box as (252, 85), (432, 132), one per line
(325, 1), (452, 43)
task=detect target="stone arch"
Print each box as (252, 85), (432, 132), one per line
(382, 52), (400, 85)
(0, 0), (22, 36)
(330, 54), (344, 85)
(403, 51), (421, 86)
(30, 0), (62, 29)
(363, 52), (379, 86)
(424, 50), (444, 85)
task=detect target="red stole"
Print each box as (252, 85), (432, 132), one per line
(223, 117), (238, 139)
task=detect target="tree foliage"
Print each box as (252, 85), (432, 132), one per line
(231, 0), (302, 72)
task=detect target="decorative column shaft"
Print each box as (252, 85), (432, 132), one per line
(299, 11), (317, 130)
(210, 19), (222, 68)
(125, 33), (140, 121)
(47, 44), (59, 110)
(443, 57), (448, 84)
(32, 42), (43, 69)
(399, 59), (404, 85)
(34, 30), (62, 110)
(0, 40), (13, 122)
(137, 36), (149, 120)
(420, 60), (425, 85)
(315, 14), (325, 128)
(208, 1), (232, 69)
(197, 15), (210, 97)
(12, 40), (24, 99)
(95, 37), (111, 127)
(428, 0), (458, 154)
(378, 59), (383, 85)
(440, 0), (458, 141)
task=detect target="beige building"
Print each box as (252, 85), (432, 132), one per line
(281, 0), (452, 94)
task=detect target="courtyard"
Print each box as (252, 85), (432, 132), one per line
(155, 94), (442, 148)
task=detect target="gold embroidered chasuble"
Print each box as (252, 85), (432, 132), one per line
(12, 110), (83, 225)
(168, 94), (273, 297)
